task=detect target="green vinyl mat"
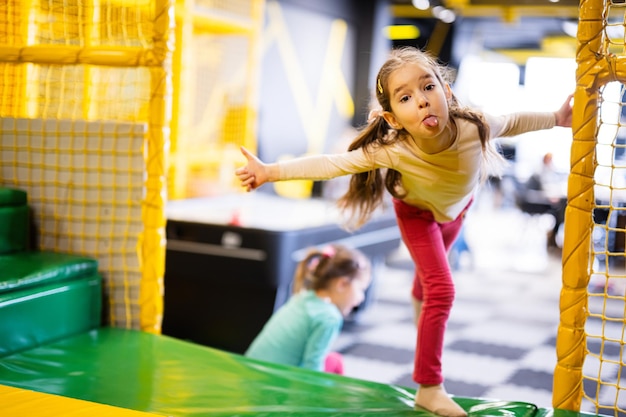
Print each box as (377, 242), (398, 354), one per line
(0, 327), (601, 417)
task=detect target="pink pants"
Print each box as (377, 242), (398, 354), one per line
(393, 198), (467, 385)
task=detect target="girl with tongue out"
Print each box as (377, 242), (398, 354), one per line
(236, 46), (573, 417)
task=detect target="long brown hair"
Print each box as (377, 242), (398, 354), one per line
(337, 46), (502, 229)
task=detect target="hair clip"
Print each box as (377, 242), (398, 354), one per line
(377, 78), (383, 94)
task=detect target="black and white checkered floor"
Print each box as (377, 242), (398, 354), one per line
(332, 197), (624, 416)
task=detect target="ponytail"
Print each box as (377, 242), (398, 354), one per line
(292, 252), (320, 294)
(449, 101), (506, 180)
(337, 116), (404, 230)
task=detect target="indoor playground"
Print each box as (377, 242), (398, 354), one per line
(1, 0), (626, 416)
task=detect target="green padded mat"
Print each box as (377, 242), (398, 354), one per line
(0, 188), (27, 207)
(0, 187), (28, 254)
(0, 275), (102, 357)
(0, 327), (557, 417)
(0, 251), (99, 293)
(0, 204), (28, 254)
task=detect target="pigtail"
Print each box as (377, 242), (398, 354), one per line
(449, 101), (506, 181)
(292, 252), (320, 294)
(337, 116), (403, 230)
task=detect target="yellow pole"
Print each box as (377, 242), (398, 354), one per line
(553, 0), (603, 410)
(0, 0), (33, 117)
(425, 20), (451, 59)
(243, 0), (265, 154)
(168, 0), (195, 200)
(138, 0), (174, 334)
(83, 0), (97, 120)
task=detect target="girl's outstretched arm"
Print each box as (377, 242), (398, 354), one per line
(554, 94), (573, 127)
(235, 146), (280, 191)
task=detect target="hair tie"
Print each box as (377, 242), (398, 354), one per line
(367, 109), (383, 124)
(321, 245), (335, 258)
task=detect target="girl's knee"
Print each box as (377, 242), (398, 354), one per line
(426, 286), (455, 308)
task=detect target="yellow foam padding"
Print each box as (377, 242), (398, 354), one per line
(272, 154), (314, 199)
(0, 385), (160, 417)
(273, 180), (314, 199)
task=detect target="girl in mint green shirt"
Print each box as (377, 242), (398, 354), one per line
(245, 244), (371, 373)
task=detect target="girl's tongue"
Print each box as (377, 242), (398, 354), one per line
(423, 116), (438, 127)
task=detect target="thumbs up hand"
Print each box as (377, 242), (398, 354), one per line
(235, 146), (274, 191)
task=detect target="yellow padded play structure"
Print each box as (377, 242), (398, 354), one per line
(0, 0), (263, 332)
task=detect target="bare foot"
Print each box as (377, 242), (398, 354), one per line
(415, 384), (467, 417)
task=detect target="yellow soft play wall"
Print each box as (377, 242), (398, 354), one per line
(0, 0), (263, 332)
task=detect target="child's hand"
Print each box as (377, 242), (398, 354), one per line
(235, 147), (271, 191)
(554, 94), (573, 128)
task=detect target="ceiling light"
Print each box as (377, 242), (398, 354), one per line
(438, 9), (456, 23)
(384, 25), (421, 40)
(412, 0), (430, 10)
(432, 6), (456, 24)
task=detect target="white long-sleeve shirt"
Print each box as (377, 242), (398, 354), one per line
(278, 112), (557, 223)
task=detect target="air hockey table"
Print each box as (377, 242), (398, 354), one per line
(162, 192), (402, 354)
